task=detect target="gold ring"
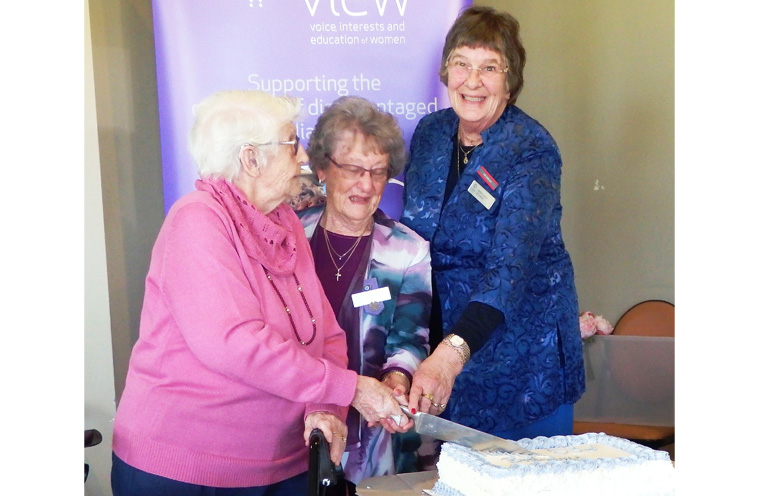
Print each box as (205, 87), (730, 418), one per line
(422, 393), (435, 401)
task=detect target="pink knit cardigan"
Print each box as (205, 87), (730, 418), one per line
(112, 178), (358, 487)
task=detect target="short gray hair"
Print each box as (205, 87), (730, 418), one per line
(308, 96), (407, 179)
(188, 90), (302, 181)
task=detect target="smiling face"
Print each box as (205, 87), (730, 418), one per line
(446, 46), (511, 134)
(317, 131), (389, 235)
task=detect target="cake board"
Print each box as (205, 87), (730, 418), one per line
(355, 471), (437, 496)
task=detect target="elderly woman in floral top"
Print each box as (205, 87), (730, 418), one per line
(296, 96), (431, 491)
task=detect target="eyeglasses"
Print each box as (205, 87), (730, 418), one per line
(446, 60), (509, 80)
(255, 136), (300, 155)
(326, 155), (389, 183)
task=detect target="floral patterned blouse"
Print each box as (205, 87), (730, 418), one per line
(298, 206), (432, 482)
(401, 105), (585, 433)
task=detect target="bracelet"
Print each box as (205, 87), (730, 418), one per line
(382, 370), (410, 386)
(442, 333), (471, 365)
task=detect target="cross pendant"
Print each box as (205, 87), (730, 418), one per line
(335, 270), (342, 281)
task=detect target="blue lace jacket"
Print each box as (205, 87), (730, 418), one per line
(401, 105), (585, 433)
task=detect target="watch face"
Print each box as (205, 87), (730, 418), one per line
(450, 335), (465, 346)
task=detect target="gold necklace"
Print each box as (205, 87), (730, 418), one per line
(323, 227), (364, 282)
(458, 142), (478, 166)
(459, 124), (481, 145)
(458, 125), (481, 165)
(324, 227), (363, 260)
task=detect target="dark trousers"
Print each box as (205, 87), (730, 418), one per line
(112, 453), (309, 496)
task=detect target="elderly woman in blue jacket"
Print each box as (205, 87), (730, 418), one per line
(400, 6), (585, 440)
(296, 96), (431, 489)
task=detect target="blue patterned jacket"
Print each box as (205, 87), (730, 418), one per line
(401, 105), (585, 433)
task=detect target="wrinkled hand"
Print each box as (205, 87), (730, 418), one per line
(380, 372), (415, 434)
(408, 343), (464, 415)
(351, 376), (412, 433)
(304, 411), (347, 466)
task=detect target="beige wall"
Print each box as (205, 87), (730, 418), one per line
(85, 4), (117, 493)
(87, 0), (164, 403)
(85, 1), (673, 491)
(478, 0), (674, 320)
(86, 0), (164, 491)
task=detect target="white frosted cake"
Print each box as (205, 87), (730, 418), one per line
(428, 433), (674, 496)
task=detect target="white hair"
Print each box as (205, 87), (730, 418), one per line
(188, 90), (302, 181)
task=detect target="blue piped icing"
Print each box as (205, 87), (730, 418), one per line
(439, 432), (670, 479)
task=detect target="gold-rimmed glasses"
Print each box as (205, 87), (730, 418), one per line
(445, 60), (509, 80)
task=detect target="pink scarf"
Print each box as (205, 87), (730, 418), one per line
(195, 177), (297, 275)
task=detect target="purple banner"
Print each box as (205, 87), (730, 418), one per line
(153, 0), (471, 218)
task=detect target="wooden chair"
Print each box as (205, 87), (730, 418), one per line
(612, 300), (674, 338)
(573, 300), (675, 449)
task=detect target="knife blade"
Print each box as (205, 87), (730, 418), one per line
(400, 405), (536, 455)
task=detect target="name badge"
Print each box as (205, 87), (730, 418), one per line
(468, 180), (496, 210)
(352, 285), (391, 309)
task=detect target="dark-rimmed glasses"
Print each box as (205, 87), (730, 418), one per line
(326, 155), (389, 183)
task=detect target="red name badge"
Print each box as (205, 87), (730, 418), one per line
(477, 166), (498, 190)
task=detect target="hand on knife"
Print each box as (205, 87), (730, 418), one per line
(351, 376), (414, 434)
(380, 389), (414, 434)
(407, 342), (464, 415)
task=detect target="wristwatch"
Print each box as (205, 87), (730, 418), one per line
(442, 333), (470, 364)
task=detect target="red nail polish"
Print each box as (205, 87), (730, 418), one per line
(411, 408), (417, 414)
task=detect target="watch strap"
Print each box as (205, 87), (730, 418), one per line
(442, 333), (470, 364)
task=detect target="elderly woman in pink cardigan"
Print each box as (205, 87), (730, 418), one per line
(111, 90), (406, 496)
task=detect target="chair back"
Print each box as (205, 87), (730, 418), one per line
(613, 300), (674, 337)
(574, 300), (675, 450)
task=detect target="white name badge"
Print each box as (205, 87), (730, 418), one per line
(468, 180), (496, 210)
(352, 286), (391, 308)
